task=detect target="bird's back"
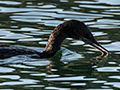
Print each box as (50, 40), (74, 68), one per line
(0, 45), (38, 59)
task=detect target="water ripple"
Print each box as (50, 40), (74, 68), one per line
(0, 33), (32, 39)
(79, 5), (119, 9)
(97, 0), (120, 5)
(0, 79), (40, 86)
(0, 75), (20, 80)
(97, 67), (120, 72)
(0, 67), (15, 73)
(0, 1), (21, 5)
(0, 0), (120, 89)
(44, 76), (97, 81)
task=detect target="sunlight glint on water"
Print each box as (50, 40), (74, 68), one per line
(0, 0), (120, 89)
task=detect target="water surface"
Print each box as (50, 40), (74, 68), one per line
(0, 0), (120, 90)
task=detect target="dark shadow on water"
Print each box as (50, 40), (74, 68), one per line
(46, 49), (109, 76)
(42, 50), (109, 89)
(0, 46), (110, 89)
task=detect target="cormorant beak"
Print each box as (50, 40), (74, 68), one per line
(82, 38), (109, 56)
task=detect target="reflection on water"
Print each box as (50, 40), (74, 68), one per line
(0, 0), (120, 89)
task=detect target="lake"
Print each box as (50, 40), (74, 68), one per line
(0, 0), (120, 90)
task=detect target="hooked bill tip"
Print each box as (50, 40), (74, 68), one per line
(93, 42), (109, 57)
(81, 37), (109, 56)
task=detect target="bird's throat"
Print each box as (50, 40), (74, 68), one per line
(41, 26), (67, 58)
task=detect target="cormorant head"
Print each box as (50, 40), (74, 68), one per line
(81, 30), (109, 56)
(65, 20), (109, 56)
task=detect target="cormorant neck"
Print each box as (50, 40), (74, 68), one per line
(40, 24), (68, 58)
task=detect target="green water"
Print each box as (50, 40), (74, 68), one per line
(0, 0), (120, 90)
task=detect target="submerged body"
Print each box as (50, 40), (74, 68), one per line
(0, 45), (39, 59)
(0, 20), (109, 59)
